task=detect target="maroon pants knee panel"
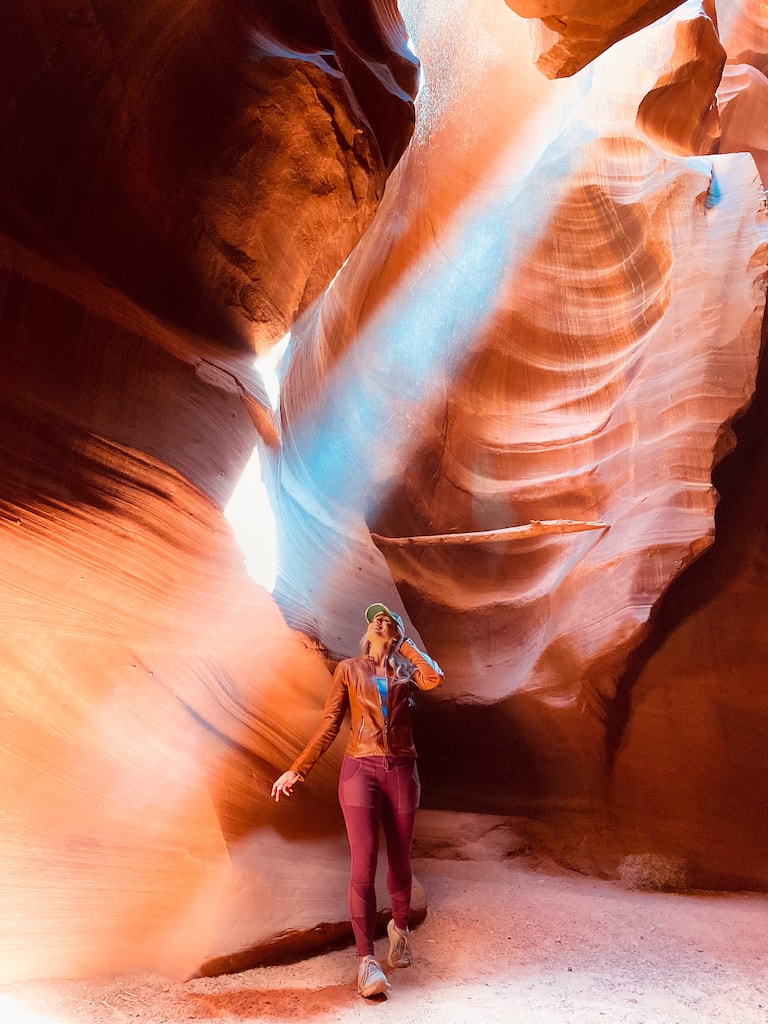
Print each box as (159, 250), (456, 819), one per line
(338, 756), (420, 957)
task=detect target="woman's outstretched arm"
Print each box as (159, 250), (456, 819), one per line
(271, 662), (349, 800)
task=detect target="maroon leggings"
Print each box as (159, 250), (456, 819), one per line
(338, 755), (421, 957)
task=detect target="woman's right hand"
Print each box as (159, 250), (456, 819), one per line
(271, 770), (302, 802)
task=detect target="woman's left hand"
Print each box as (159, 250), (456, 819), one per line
(271, 770), (301, 802)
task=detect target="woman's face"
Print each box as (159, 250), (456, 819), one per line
(367, 612), (399, 645)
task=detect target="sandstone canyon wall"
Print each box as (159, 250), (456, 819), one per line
(0, 0), (767, 984)
(0, 0), (419, 983)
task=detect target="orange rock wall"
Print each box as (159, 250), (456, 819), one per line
(0, 0), (419, 982)
(1, 0), (417, 350)
(272, 0), (768, 862)
(0, 0), (767, 985)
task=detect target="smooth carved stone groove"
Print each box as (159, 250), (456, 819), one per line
(717, 2), (768, 187)
(717, 64), (768, 187)
(610, 300), (768, 891)
(272, 0), (768, 867)
(368, 146), (763, 706)
(0, 399), (348, 981)
(636, 8), (726, 156)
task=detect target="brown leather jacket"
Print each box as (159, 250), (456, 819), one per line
(290, 638), (443, 779)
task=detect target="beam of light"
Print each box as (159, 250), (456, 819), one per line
(286, 107), (595, 524)
(281, 0), (715, 529)
(234, 0), (725, 651)
(268, 75), (599, 641)
(223, 337), (288, 592)
(265, 0), (738, 655)
(256, 332), (289, 412)
(224, 445), (278, 593)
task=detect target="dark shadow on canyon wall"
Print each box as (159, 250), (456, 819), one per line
(409, 304), (768, 889)
(414, 692), (608, 818)
(602, 301), (768, 890)
(605, 303), (768, 764)
(0, 0), (418, 350)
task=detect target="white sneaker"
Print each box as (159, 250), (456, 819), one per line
(357, 955), (390, 997)
(387, 918), (412, 968)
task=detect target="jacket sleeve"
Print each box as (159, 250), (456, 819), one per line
(289, 661), (350, 779)
(400, 638), (444, 690)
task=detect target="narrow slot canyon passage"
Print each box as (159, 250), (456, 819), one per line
(0, 1), (767, 1021)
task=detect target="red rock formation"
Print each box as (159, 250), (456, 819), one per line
(723, 0), (768, 73)
(717, 1), (768, 185)
(1, 0), (417, 350)
(276, 0), (766, 702)
(0, 0), (418, 983)
(0, 240), (349, 980)
(273, 0), (768, 884)
(718, 63), (768, 185)
(1, 0), (768, 988)
(503, 0), (688, 77)
(636, 5), (725, 155)
(609, 306), (768, 890)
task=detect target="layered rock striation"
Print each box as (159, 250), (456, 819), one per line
(0, 0), (767, 985)
(1, 0), (417, 350)
(273, 0), (767, 841)
(0, 0), (418, 982)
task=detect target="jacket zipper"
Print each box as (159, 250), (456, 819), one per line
(364, 666), (390, 753)
(377, 671), (390, 754)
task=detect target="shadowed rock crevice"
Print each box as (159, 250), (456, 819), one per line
(0, 0), (419, 350)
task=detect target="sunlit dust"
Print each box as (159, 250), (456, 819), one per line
(288, 104), (592, 523)
(0, 996), (64, 1024)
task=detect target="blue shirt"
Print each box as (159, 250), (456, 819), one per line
(375, 675), (388, 721)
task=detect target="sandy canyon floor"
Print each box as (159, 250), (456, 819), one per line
(3, 812), (767, 1024)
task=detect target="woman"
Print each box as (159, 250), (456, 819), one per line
(272, 602), (444, 998)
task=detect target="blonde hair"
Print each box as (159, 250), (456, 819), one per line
(359, 634), (413, 682)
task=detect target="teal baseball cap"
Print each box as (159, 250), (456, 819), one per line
(365, 603), (405, 638)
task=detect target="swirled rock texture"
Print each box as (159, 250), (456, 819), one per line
(609, 330), (768, 890)
(272, 0), (768, 881)
(636, 4), (725, 155)
(1, 0), (768, 988)
(1, 0), (417, 350)
(0, 0), (418, 984)
(717, 0), (768, 185)
(606, 1), (768, 890)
